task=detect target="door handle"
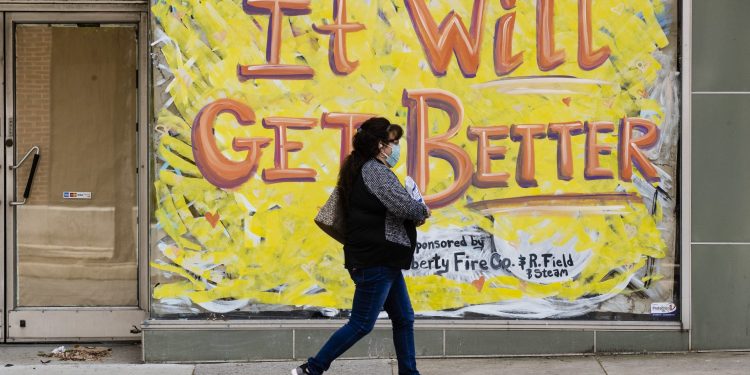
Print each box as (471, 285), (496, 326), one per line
(10, 146), (40, 206)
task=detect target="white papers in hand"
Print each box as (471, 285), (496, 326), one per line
(404, 176), (424, 203)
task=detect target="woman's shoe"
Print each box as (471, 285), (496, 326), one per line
(291, 362), (311, 375)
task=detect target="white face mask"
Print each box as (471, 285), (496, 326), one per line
(384, 142), (400, 168)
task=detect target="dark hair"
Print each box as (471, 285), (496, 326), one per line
(336, 117), (402, 213)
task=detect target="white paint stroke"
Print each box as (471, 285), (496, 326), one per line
(477, 204), (630, 215)
(153, 298), (201, 314)
(197, 299), (251, 313)
(501, 233), (593, 285)
(472, 76), (614, 91)
(500, 88), (584, 95)
(412, 275), (632, 319)
(643, 51), (680, 162)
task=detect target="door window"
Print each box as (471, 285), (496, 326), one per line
(15, 24), (138, 307)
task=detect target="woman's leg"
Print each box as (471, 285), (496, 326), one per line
(306, 267), (393, 374)
(383, 269), (419, 375)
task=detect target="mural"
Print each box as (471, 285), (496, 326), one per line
(150, 0), (680, 320)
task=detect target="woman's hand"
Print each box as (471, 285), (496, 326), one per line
(416, 206), (430, 226)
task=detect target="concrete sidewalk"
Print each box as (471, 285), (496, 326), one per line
(0, 343), (748, 374)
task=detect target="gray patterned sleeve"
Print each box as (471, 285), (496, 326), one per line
(361, 160), (429, 220)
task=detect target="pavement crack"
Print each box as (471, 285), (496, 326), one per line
(595, 356), (609, 375)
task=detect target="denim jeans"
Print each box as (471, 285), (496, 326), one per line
(307, 266), (419, 375)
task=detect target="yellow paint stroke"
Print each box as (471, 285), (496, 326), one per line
(150, 0), (677, 314)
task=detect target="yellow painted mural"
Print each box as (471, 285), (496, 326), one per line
(150, 0), (680, 319)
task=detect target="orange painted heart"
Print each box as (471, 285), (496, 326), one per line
(562, 97), (572, 106)
(205, 212), (220, 228)
(471, 276), (486, 292)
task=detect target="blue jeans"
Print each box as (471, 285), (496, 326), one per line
(307, 266), (419, 375)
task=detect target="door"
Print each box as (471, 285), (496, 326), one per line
(4, 12), (147, 341)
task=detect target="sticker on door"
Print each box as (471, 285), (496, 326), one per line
(62, 191), (92, 199)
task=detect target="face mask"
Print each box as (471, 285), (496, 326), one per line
(385, 143), (400, 168)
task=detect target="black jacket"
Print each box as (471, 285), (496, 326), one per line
(343, 159), (429, 270)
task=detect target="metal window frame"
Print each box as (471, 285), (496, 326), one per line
(2, 10), (149, 341)
(680, 0), (693, 339)
(0, 1), (146, 13)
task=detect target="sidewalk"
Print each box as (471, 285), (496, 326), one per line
(1, 343), (748, 374)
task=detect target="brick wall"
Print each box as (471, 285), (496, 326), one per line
(16, 26), (51, 205)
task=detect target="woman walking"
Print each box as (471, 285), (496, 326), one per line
(294, 117), (430, 375)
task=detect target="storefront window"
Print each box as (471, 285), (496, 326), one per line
(150, 0), (680, 321)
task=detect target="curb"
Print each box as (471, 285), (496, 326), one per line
(1, 364), (195, 375)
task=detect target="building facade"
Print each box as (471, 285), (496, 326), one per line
(0, 0), (747, 362)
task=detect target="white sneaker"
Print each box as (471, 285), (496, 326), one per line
(291, 362), (312, 375)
